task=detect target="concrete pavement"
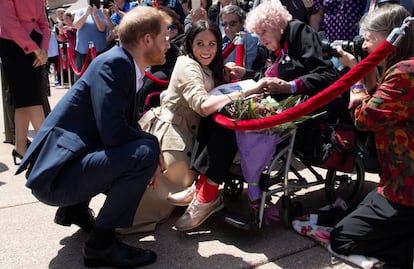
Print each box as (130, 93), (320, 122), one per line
(0, 1), (379, 265)
(0, 75), (381, 269)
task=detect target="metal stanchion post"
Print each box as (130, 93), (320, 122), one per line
(58, 43), (64, 88)
(88, 41), (94, 52)
(66, 42), (72, 87)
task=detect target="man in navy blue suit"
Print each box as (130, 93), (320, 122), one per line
(16, 6), (171, 268)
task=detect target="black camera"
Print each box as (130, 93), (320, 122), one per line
(321, 35), (366, 60)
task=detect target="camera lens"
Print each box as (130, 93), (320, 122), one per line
(321, 36), (365, 60)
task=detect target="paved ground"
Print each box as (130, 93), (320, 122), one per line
(0, 1), (380, 267)
(0, 72), (382, 269)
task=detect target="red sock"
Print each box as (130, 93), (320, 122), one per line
(195, 174), (207, 191)
(196, 176), (219, 203)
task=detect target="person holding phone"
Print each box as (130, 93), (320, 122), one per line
(183, 0), (212, 34)
(208, 0), (250, 37)
(72, 0), (109, 81)
(107, 0), (139, 26)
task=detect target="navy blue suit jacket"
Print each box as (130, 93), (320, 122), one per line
(16, 46), (157, 191)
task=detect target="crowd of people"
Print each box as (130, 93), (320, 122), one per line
(1, 0), (414, 268)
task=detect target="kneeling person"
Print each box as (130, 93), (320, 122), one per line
(16, 6), (171, 268)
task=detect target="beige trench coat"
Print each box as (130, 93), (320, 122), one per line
(118, 55), (215, 233)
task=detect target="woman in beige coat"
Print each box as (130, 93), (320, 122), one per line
(118, 20), (266, 233)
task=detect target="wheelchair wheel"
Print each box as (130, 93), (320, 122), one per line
(223, 174), (244, 198)
(324, 156), (365, 206)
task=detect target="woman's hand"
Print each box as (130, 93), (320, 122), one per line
(102, 7), (111, 17)
(224, 62), (246, 81)
(301, 0), (314, 8)
(243, 78), (270, 96)
(336, 46), (358, 68)
(33, 48), (48, 67)
(109, 2), (120, 14)
(191, 8), (207, 22)
(91, 4), (99, 16)
(261, 77), (292, 94)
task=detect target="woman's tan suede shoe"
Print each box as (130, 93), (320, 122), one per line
(174, 195), (224, 231)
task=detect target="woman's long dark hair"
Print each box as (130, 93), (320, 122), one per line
(181, 20), (225, 83)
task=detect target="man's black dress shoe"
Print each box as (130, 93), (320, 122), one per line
(54, 206), (95, 232)
(83, 239), (157, 268)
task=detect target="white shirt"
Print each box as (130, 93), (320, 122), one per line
(134, 60), (145, 93)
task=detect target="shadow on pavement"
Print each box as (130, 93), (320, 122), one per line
(45, 181), (378, 269)
(0, 162), (9, 173)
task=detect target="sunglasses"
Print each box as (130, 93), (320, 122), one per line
(168, 24), (177, 31)
(221, 21), (238, 27)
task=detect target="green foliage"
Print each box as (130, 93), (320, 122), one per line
(223, 94), (312, 134)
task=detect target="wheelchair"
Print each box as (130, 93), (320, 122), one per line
(222, 109), (369, 230)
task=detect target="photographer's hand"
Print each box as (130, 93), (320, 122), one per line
(336, 46), (358, 68)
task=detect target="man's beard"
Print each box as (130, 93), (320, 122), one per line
(146, 46), (166, 66)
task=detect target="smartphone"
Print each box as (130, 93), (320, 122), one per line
(191, 0), (200, 10)
(90, 0), (100, 7)
(100, 0), (111, 9)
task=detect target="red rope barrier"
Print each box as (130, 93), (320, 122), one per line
(235, 43), (244, 67)
(90, 47), (97, 59)
(144, 71), (170, 87)
(67, 46), (91, 77)
(222, 41), (236, 59)
(144, 91), (162, 110)
(213, 40), (396, 131)
(59, 46), (68, 70)
(56, 47), (62, 73)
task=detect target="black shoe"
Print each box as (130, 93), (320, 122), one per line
(54, 206), (95, 232)
(83, 239), (157, 268)
(12, 149), (24, 166)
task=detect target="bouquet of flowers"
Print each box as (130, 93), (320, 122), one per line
(223, 94), (312, 135)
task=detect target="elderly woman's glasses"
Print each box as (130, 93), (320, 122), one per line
(221, 21), (238, 27)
